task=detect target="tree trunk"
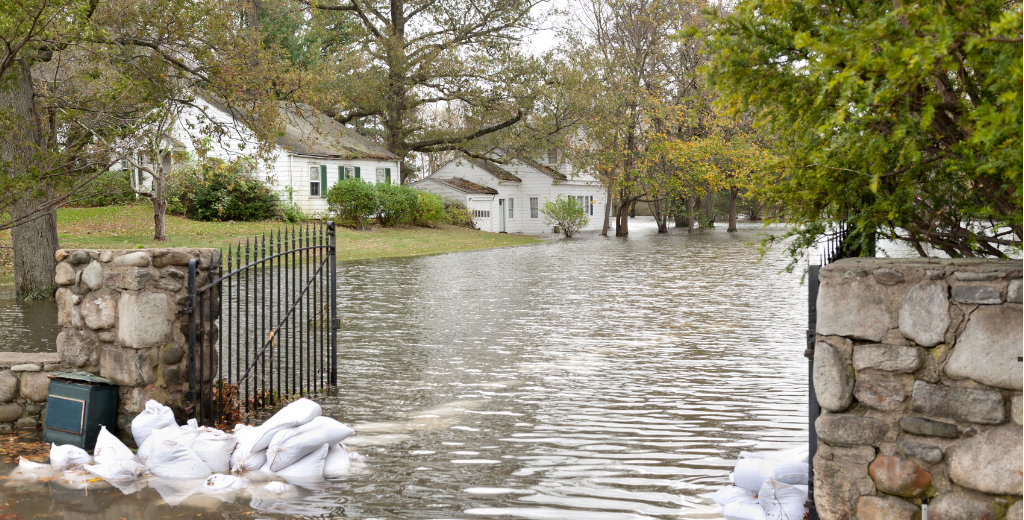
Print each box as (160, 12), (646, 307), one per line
(629, 200), (636, 218)
(650, 201), (667, 233)
(703, 190), (714, 227)
(727, 185), (739, 232)
(152, 197), (168, 241)
(600, 188), (612, 237)
(615, 194), (630, 237)
(2, 60), (58, 301)
(685, 195), (695, 234)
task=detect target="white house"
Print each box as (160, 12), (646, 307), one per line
(413, 154), (606, 234)
(133, 97), (401, 215)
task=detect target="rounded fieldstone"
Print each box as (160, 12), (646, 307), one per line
(868, 454), (931, 497)
(0, 403), (23, 423)
(82, 260), (103, 291)
(949, 424), (1023, 495)
(951, 284), (1001, 304)
(945, 304), (1023, 391)
(19, 372), (50, 403)
(817, 278), (891, 341)
(853, 344), (923, 373)
(1007, 500), (1022, 520)
(898, 284), (950, 347)
(24, 404), (40, 415)
(55, 250), (69, 262)
(112, 251), (151, 267)
(1009, 279), (1023, 304)
(55, 262), (75, 286)
(57, 329), (97, 368)
(0, 371), (19, 402)
(854, 371), (909, 411)
(930, 490), (998, 520)
(162, 345), (184, 365)
(814, 340), (854, 412)
(911, 380), (1005, 424)
(15, 417), (38, 429)
(1013, 394), (1022, 426)
(68, 250), (91, 266)
(873, 267), (905, 285)
(152, 250), (193, 268)
(855, 495), (919, 520)
(816, 414), (888, 447)
(898, 439), (943, 464)
(82, 290), (117, 330)
(11, 364), (40, 372)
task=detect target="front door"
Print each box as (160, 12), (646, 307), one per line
(498, 199), (506, 232)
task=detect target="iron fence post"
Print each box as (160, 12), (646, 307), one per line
(806, 264), (820, 520)
(186, 259), (198, 421)
(328, 221), (338, 387)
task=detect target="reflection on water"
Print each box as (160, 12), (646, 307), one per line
(2, 218), (817, 518)
(0, 288), (59, 352)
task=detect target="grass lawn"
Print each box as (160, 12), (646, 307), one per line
(0, 205), (542, 285)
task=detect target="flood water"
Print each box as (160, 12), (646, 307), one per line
(0, 218), (814, 519)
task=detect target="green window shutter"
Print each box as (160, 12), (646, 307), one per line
(338, 165), (344, 181)
(385, 167), (391, 184)
(354, 166), (361, 180)
(320, 165), (327, 194)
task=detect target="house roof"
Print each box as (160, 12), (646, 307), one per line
(517, 157), (567, 180)
(202, 96), (398, 161)
(276, 104), (399, 160)
(431, 177), (499, 195)
(472, 159), (521, 182)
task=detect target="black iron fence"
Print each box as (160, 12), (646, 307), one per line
(185, 221), (338, 426)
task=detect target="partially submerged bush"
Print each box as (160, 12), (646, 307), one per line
(541, 194), (590, 238)
(444, 199), (475, 228)
(326, 178), (379, 228)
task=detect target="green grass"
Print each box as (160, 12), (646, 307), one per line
(0, 205), (542, 285)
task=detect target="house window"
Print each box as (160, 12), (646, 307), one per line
(508, 198), (514, 219)
(309, 166), (321, 197)
(376, 167), (386, 184)
(547, 148), (558, 164)
(473, 210), (490, 218)
(530, 197), (538, 218)
(339, 165), (356, 180)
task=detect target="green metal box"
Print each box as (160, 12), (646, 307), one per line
(42, 372), (117, 451)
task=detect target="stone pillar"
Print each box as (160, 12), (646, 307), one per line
(53, 248), (220, 444)
(813, 258), (1023, 520)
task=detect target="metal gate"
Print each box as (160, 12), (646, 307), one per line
(185, 221), (338, 426)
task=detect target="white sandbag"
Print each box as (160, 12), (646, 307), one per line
(261, 443), (328, 481)
(252, 399), (322, 450)
(93, 425), (136, 465)
(759, 479), (808, 520)
(723, 497), (768, 520)
(13, 457), (55, 480)
(266, 416), (354, 472)
(714, 485), (757, 506)
(232, 442), (267, 473)
(50, 443), (93, 470)
(85, 460), (148, 481)
(733, 458), (808, 492)
(263, 481), (296, 494)
(131, 400), (178, 447)
(323, 443), (351, 477)
(202, 474), (249, 493)
(18, 457), (50, 471)
(348, 449), (366, 463)
(191, 429), (238, 474)
(146, 440), (212, 479)
(739, 448), (809, 464)
(137, 425), (187, 461)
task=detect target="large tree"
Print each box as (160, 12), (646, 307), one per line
(306, 0), (547, 183)
(703, 0), (1022, 259)
(0, 0), (290, 299)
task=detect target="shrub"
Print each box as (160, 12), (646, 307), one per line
(190, 158), (279, 221)
(374, 183), (418, 226)
(165, 163), (204, 216)
(279, 201), (305, 223)
(413, 192), (448, 227)
(444, 199), (475, 228)
(326, 178), (378, 228)
(68, 169), (135, 207)
(541, 194), (590, 238)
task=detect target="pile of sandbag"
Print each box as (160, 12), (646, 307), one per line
(715, 448), (809, 520)
(26, 398), (361, 503)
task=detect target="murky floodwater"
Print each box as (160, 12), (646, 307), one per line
(1, 218), (818, 519)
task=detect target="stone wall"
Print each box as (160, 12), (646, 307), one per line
(813, 258), (1022, 520)
(53, 248), (219, 442)
(0, 353), (61, 430)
